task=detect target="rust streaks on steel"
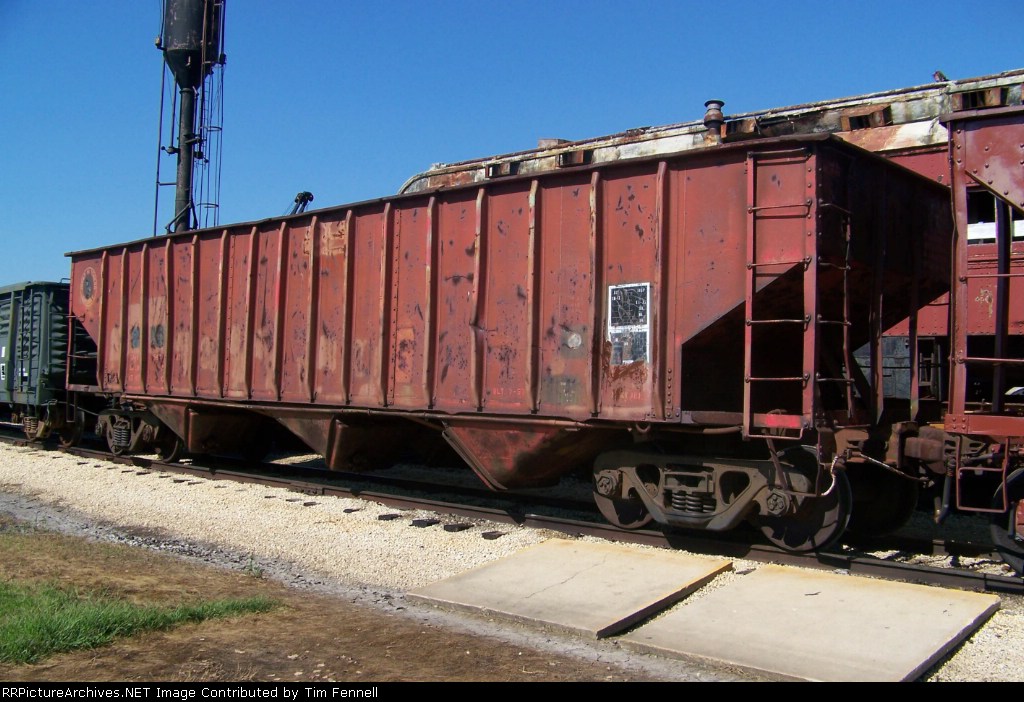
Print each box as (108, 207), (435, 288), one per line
(139, 241), (150, 394)
(472, 187), (486, 411)
(272, 221), (289, 402)
(341, 209), (355, 405)
(381, 202), (395, 407)
(67, 137), (953, 474)
(654, 160), (670, 420)
(245, 227), (262, 400)
(306, 216), (321, 403)
(589, 170), (602, 417)
(163, 237), (174, 396)
(946, 107), (1024, 441)
(117, 250), (128, 393)
(217, 228), (231, 399)
(426, 197), (440, 408)
(188, 233), (201, 396)
(527, 179), (542, 414)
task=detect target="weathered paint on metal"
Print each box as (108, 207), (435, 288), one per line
(68, 134), (951, 481)
(399, 70), (1023, 195)
(0, 281), (70, 408)
(442, 421), (625, 489)
(946, 105), (1024, 439)
(402, 74), (1024, 356)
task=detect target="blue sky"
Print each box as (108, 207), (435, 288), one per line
(0, 1), (1021, 284)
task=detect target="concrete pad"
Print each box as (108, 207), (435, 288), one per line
(621, 564), (1001, 682)
(408, 539), (731, 638)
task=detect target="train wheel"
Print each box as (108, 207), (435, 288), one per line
(58, 411), (85, 449)
(155, 435), (185, 464)
(593, 463), (657, 530)
(750, 452), (852, 552)
(594, 490), (653, 530)
(844, 465), (920, 539)
(991, 468), (1024, 577)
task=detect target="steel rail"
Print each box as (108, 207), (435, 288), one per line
(1, 430), (1021, 595)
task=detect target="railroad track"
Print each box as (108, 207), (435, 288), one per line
(3, 429), (1022, 596)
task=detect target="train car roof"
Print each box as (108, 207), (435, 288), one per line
(399, 68), (1024, 194)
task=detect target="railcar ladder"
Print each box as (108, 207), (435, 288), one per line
(15, 288), (40, 398)
(742, 149), (856, 440)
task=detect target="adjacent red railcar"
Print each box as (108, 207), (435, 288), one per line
(942, 105), (1024, 573)
(67, 133), (951, 551)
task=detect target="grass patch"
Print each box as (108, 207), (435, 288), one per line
(0, 579), (276, 664)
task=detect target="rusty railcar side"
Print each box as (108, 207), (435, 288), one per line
(945, 106), (1024, 448)
(923, 104), (1024, 574)
(399, 72), (1024, 375)
(67, 134), (950, 489)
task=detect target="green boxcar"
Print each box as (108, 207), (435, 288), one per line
(0, 281), (74, 440)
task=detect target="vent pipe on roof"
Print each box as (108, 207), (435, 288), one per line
(703, 100), (725, 145)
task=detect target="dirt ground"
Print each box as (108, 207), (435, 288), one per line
(0, 515), (670, 683)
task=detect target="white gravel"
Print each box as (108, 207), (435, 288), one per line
(1, 442), (1022, 682)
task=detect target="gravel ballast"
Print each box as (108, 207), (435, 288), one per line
(1, 442), (1021, 682)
